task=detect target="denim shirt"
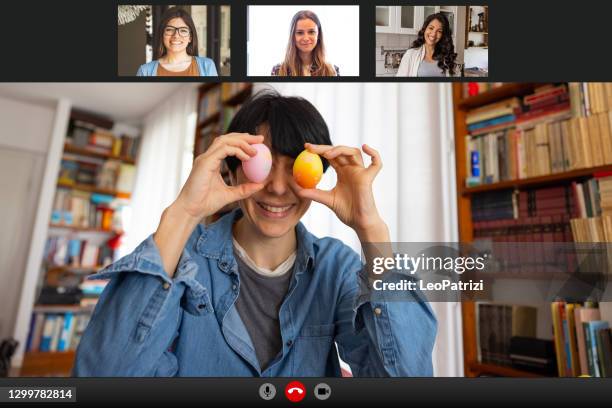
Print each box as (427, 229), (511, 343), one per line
(136, 56), (218, 76)
(73, 209), (437, 377)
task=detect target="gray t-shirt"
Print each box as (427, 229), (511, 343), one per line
(417, 60), (444, 77)
(233, 250), (294, 371)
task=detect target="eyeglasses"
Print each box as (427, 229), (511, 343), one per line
(164, 25), (191, 37)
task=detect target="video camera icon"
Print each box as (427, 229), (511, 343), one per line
(314, 383), (331, 400)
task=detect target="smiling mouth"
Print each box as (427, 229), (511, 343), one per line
(256, 202), (295, 218)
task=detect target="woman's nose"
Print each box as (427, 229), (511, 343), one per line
(265, 166), (290, 195)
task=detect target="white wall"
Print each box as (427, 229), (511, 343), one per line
(0, 96), (56, 341)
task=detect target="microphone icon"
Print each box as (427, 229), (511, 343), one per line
(259, 383), (276, 400)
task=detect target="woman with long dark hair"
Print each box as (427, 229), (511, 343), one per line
(396, 13), (457, 77)
(271, 10), (339, 76)
(137, 7), (217, 76)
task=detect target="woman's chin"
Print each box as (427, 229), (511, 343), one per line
(254, 221), (293, 239)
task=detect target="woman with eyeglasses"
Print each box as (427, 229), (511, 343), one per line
(137, 7), (217, 76)
(271, 10), (339, 77)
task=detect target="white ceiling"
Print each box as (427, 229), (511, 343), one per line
(0, 83), (192, 124)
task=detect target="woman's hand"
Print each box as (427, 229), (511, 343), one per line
(297, 143), (389, 241)
(173, 133), (265, 222)
(155, 133), (264, 277)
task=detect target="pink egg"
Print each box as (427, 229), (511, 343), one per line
(241, 143), (272, 183)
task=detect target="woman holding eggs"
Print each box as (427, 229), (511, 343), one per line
(137, 7), (217, 77)
(74, 91), (436, 377)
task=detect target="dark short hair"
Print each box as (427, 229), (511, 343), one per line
(225, 90), (332, 173)
(154, 7), (199, 59)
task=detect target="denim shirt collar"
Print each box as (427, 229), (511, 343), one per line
(196, 208), (315, 276)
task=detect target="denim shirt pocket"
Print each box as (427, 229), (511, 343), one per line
(293, 323), (336, 375)
(299, 323), (335, 337)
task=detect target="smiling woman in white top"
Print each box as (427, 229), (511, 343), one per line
(136, 7), (217, 77)
(396, 13), (457, 77)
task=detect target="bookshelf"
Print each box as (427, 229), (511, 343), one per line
(453, 82), (612, 377)
(461, 164), (612, 195)
(19, 110), (141, 377)
(20, 351), (76, 377)
(63, 143), (136, 165)
(465, 6), (488, 48)
(56, 180), (131, 199)
(195, 83), (253, 224)
(458, 84), (537, 110)
(194, 82), (253, 157)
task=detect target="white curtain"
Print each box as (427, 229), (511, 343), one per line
(257, 82), (464, 376)
(120, 84), (197, 257)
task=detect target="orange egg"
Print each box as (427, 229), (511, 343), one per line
(293, 150), (323, 189)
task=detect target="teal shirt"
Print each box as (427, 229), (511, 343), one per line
(136, 56), (218, 76)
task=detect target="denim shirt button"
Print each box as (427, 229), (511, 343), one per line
(232, 284), (237, 292)
(374, 307), (382, 316)
(162, 282), (171, 290)
(197, 303), (206, 310)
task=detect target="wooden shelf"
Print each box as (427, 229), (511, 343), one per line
(461, 164), (612, 195)
(20, 351), (75, 377)
(222, 84), (253, 106)
(458, 83), (538, 110)
(56, 180), (131, 198)
(197, 111), (221, 129)
(469, 31), (488, 34)
(467, 361), (549, 378)
(63, 143), (135, 164)
(453, 82), (570, 378)
(199, 82), (221, 93)
(47, 265), (103, 274)
(49, 223), (120, 234)
(33, 304), (95, 313)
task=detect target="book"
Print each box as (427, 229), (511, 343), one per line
(57, 312), (75, 352)
(49, 315), (64, 352)
(464, 108), (610, 186)
(524, 84), (568, 105)
(598, 329), (612, 377)
(551, 301), (568, 376)
(39, 315), (57, 352)
(584, 320), (609, 377)
(116, 164), (136, 194)
(29, 313), (46, 352)
(575, 306), (601, 376)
